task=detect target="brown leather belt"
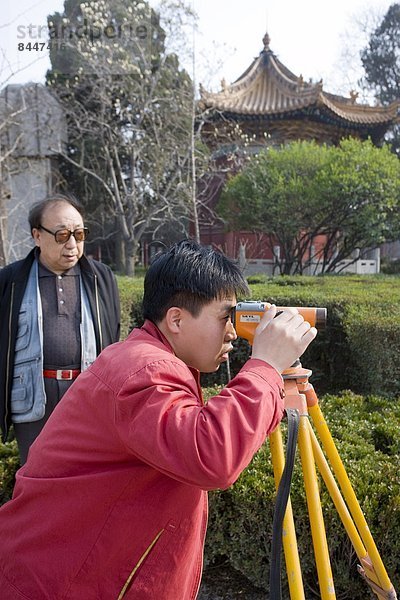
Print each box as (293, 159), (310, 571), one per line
(43, 369), (81, 381)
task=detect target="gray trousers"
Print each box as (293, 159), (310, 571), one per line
(13, 377), (75, 465)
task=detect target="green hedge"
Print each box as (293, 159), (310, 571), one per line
(115, 275), (145, 340)
(0, 437), (19, 504)
(204, 389), (400, 599)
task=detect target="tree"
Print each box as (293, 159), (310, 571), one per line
(322, 138), (400, 272)
(217, 139), (400, 274)
(360, 3), (400, 154)
(0, 88), (23, 266)
(46, 0), (196, 275)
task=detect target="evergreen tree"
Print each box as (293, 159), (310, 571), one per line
(360, 3), (400, 155)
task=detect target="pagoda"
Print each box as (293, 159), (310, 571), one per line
(199, 33), (399, 147)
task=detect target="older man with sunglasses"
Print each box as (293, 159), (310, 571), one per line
(0, 193), (120, 463)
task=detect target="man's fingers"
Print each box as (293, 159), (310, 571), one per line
(257, 306), (302, 335)
(254, 304), (275, 336)
(251, 307), (318, 373)
(294, 318), (311, 333)
(301, 326), (318, 344)
(274, 307), (300, 322)
(257, 304), (276, 330)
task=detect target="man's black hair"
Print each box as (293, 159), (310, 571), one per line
(142, 239), (250, 323)
(28, 192), (84, 233)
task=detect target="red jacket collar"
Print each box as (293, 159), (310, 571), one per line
(141, 319), (175, 354)
(141, 320), (202, 391)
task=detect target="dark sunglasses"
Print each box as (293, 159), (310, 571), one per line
(38, 224), (89, 244)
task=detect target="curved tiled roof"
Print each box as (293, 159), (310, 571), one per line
(199, 35), (400, 126)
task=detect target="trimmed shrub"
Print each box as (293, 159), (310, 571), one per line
(115, 275), (145, 339)
(342, 304), (400, 396)
(0, 436), (19, 504)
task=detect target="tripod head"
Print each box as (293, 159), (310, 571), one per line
(281, 359), (312, 382)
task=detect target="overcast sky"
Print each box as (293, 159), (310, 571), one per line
(1, 0), (394, 95)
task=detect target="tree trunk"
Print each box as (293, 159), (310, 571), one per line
(114, 233), (126, 274)
(124, 239), (137, 277)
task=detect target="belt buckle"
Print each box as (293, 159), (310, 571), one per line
(56, 369), (73, 380)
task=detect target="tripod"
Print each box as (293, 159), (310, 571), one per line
(268, 361), (398, 600)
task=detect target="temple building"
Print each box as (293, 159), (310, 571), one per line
(196, 34), (400, 274)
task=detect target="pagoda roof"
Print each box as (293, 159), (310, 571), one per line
(199, 34), (400, 128)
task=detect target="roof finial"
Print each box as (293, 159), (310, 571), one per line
(349, 90), (359, 104)
(263, 32), (271, 50)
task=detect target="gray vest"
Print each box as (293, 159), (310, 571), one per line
(11, 261), (96, 423)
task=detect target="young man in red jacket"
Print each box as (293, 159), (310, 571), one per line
(0, 240), (316, 600)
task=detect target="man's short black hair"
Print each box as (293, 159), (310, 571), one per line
(142, 239), (250, 323)
(28, 193), (84, 233)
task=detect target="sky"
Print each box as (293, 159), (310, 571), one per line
(0, 0), (395, 96)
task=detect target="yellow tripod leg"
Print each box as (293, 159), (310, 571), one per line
(306, 423), (393, 600)
(306, 387), (397, 600)
(307, 421), (367, 559)
(297, 411), (336, 600)
(269, 425), (305, 600)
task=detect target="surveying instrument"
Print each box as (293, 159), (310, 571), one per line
(234, 301), (398, 600)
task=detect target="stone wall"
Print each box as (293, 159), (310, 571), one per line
(0, 83), (67, 263)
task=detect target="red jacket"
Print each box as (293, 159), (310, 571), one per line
(0, 321), (284, 600)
